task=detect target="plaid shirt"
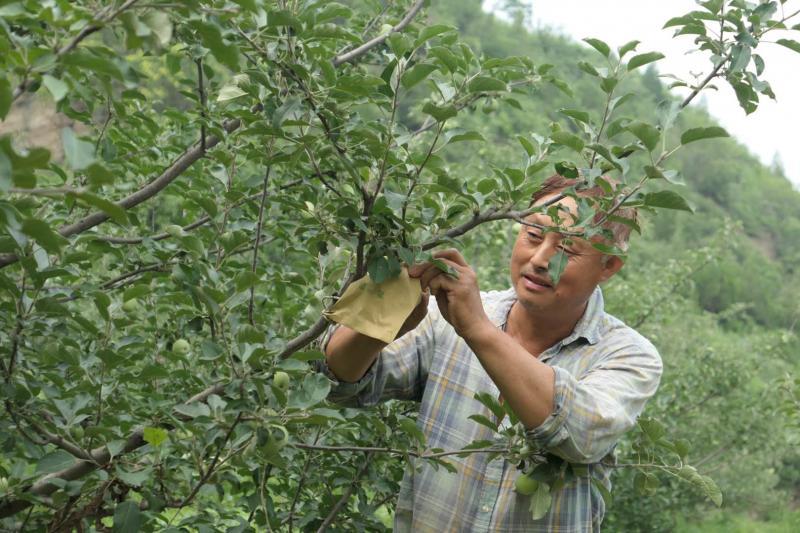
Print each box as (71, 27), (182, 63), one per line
(318, 287), (662, 532)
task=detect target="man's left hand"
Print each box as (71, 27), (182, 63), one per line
(408, 249), (492, 341)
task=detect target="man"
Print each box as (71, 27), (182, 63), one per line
(319, 175), (663, 531)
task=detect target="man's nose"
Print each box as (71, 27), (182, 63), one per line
(529, 237), (560, 270)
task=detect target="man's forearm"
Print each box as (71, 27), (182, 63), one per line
(324, 326), (387, 383)
(464, 323), (556, 428)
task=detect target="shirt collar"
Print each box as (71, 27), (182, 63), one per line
(490, 286), (605, 347)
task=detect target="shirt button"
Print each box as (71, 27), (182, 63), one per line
(481, 505), (490, 513)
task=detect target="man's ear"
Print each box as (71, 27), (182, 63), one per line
(599, 254), (624, 282)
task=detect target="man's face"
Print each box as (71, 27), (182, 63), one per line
(509, 194), (623, 315)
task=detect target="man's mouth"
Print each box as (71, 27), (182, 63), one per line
(521, 272), (553, 291)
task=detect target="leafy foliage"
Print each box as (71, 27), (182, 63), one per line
(1, 0), (799, 531)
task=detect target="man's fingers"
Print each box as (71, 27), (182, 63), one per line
(418, 266), (446, 291)
(433, 248), (468, 267)
(408, 262), (434, 278)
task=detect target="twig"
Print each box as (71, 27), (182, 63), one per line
(197, 58), (207, 151)
(286, 428), (322, 532)
(332, 0), (425, 67)
(290, 442), (508, 460)
(680, 50), (733, 109)
(315, 452), (376, 533)
(11, 0), (141, 101)
(249, 162), (272, 325)
(174, 412), (243, 510)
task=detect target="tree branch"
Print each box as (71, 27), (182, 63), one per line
(332, 0), (425, 67)
(249, 163), (272, 325)
(0, 114), (247, 269)
(11, 0), (141, 101)
(315, 452), (376, 533)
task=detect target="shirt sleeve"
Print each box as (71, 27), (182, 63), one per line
(524, 339), (663, 464)
(313, 296), (439, 407)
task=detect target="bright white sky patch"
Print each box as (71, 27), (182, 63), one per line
(484, 0), (800, 188)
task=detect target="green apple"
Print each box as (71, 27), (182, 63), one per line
(70, 425), (84, 440)
(172, 338), (190, 355)
(273, 371), (290, 391)
(261, 425), (288, 457)
(514, 474), (539, 495)
(122, 299), (140, 314)
(165, 224), (184, 238)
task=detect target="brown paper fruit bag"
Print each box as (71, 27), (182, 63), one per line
(323, 267), (422, 344)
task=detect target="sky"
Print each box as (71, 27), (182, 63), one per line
(484, 0), (800, 188)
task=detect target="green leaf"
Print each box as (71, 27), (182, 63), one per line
(698, 474), (723, 507)
(422, 102), (457, 122)
(528, 481), (552, 520)
(547, 249), (568, 286)
(401, 63), (438, 89)
(618, 40), (640, 57)
(663, 15), (696, 28)
(0, 78), (10, 119)
(467, 76), (507, 93)
(644, 190), (693, 212)
(583, 38), (611, 58)
(143, 427), (168, 447)
(468, 413), (499, 432)
(22, 219), (67, 254)
(62, 51), (123, 80)
(217, 84), (248, 102)
(776, 39), (800, 53)
(113, 501), (143, 533)
(474, 391), (506, 421)
(116, 466), (152, 487)
(42, 75), (69, 102)
(730, 44), (751, 72)
(61, 128), (95, 170)
(626, 121), (660, 151)
(416, 24), (454, 46)
(550, 131), (584, 153)
(577, 61), (600, 77)
(627, 52), (665, 71)
(591, 477), (613, 507)
(558, 108), (591, 124)
(444, 129), (485, 144)
(680, 126), (729, 145)
(288, 372), (331, 409)
(174, 402), (211, 419)
(36, 450), (76, 474)
(73, 191), (128, 225)
(143, 11), (172, 46)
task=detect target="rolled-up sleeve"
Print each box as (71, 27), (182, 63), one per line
(525, 341), (663, 463)
(313, 297), (439, 407)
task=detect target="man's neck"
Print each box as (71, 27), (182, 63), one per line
(506, 299), (588, 355)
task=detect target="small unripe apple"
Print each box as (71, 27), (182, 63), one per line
(273, 371), (290, 391)
(380, 23), (394, 35)
(172, 338), (190, 355)
(70, 425), (84, 440)
(515, 474), (539, 495)
(122, 299), (140, 314)
(165, 224), (184, 238)
(262, 425), (288, 457)
(0, 477), (8, 493)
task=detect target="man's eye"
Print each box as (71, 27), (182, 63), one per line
(526, 231), (543, 241)
(560, 245), (578, 256)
